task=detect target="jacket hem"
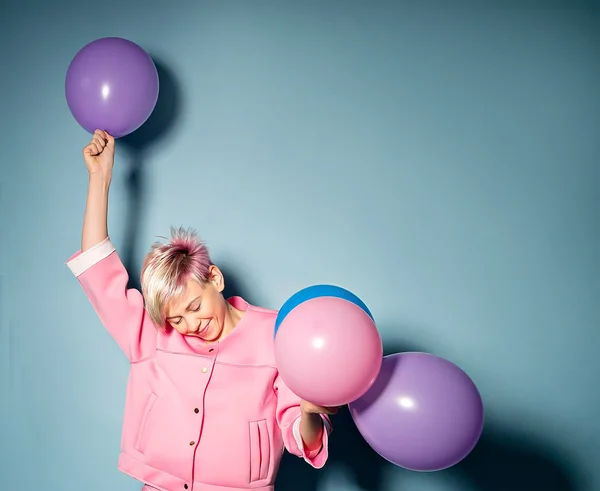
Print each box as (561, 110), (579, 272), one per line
(118, 452), (274, 491)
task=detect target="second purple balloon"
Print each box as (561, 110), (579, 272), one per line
(348, 351), (484, 472)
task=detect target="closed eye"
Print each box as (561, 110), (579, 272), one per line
(167, 301), (201, 325)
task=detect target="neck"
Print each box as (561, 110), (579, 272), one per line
(218, 302), (243, 341)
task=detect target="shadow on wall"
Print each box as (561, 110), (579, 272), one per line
(116, 56), (587, 491)
(271, 336), (587, 491)
(118, 54), (183, 290)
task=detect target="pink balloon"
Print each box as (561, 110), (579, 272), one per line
(274, 297), (383, 407)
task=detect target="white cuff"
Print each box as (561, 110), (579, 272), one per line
(66, 237), (115, 277)
(292, 414), (332, 455)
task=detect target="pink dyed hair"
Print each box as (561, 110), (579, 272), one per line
(140, 226), (212, 329)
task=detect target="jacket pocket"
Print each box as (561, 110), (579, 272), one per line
(249, 419), (270, 482)
(135, 392), (158, 453)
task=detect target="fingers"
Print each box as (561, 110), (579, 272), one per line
(95, 129), (115, 146)
(92, 133), (106, 150)
(83, 129), (114, 156)
(312, 405), (339, 415)
(83, 141), (100, 156)
(83, 138), (104, 157)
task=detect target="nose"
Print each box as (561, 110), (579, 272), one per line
(188, 318), (202, 334)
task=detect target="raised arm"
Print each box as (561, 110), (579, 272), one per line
(66, 131), (157, 362)
(81, 130), (114, 252)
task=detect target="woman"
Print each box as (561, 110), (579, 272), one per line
(66, 130), (337, 491)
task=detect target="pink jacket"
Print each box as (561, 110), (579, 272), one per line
(66, 237), (332, 491)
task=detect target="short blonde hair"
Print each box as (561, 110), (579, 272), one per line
(141, 226), (212, 329)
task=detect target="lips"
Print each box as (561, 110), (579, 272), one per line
(197, 320), (211, 336)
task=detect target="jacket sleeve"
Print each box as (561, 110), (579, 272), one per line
(66, 236), (157, 363)
(274, 372), (332, 469)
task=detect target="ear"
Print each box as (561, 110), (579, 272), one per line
(207, 264), (225, 293)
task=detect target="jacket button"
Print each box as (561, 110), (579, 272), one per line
(201, 367), (207, 373)
(194, 408), (199, 414)
(189, 441), (195, 446)
(184, 485), (188, 489)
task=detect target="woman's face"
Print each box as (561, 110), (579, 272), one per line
(165, 265), (229, 342)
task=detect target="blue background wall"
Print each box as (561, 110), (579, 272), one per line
(1, 1), (598, 490)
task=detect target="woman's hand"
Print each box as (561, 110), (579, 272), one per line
(83, 129), (115, 179)
(300, 400), (339, 416)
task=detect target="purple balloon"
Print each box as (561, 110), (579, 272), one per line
(348, 352), (484, 472)
(65, 37), (159, 138)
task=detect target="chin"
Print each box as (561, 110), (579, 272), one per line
(200, 328), (221, 342)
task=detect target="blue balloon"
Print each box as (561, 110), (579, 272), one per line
(274, 284), (374, 336)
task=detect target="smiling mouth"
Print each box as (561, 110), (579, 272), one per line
(197, 320), (211, 336)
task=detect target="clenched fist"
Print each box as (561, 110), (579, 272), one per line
(82, 129), (115, 178)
